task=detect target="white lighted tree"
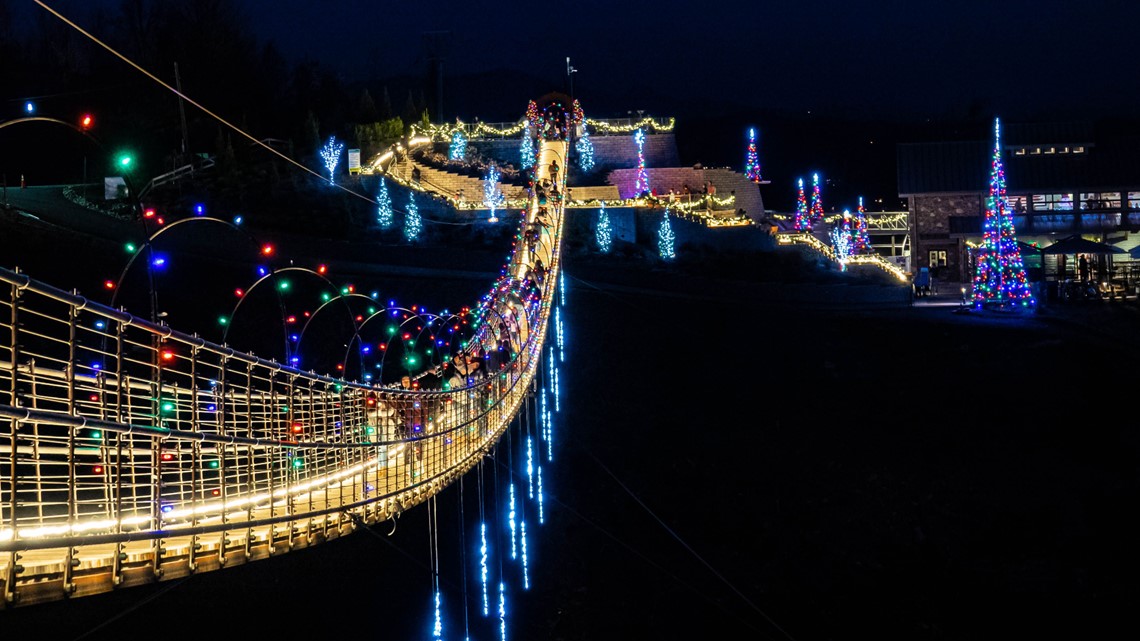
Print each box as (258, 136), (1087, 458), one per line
(319, 136), (344, 184)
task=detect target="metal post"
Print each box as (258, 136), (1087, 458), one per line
(63, 302), (78, 593)
(5, 280), (22, 604)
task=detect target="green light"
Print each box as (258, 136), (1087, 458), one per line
(125, 243), (136, 253)
(321, 292), (331, 301)
(425, 348), (432, 355)
(407, 355), (418, 366)
(89, 429), (102, 439)
(368, 307), (376, 314)
(118, 155), (132, 168)
(387, 326), (397, 335)
(208, 460), (219, 469)
(161, 402), (175, 413)
(366, 427), (375, 435)
(340, 287), (349, 295)
(292, 458), (304, 469)
(279, 406), (289, 413)
(218, 316), (228, 325)
(278, 280), (290, 291)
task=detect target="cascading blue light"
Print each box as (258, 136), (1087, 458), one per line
(537, 465), (545, 524)
(541, 387), (552, 462)
(498, 582), (507, 641)
(433, 589), (443, 639)
(480, 522), (489, 616)
(526, 435), (534, 499)
(520, 520), (530, 590)
(509, 482), (517, 560)
(553, 362), (560, 413)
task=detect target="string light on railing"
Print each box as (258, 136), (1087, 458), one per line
(585, 116), (675, 134)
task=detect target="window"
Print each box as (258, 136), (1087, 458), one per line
(1128, 192), (1140, 209)
(1032, 193), (1074, 211)
(1080, 192), (1121, 210)
(929, 250), (947, 268)
(1007, 195), (1028, 213)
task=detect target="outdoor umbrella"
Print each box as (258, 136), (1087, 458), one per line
(1040, 234), (1126, 255)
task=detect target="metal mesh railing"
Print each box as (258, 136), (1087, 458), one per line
(0, 140), (567, 606)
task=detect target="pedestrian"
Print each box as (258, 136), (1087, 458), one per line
(1079, 255), (1090, 283)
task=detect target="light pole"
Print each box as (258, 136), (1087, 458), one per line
(566, 57), (577, 97)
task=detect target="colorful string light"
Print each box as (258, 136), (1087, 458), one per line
(810, 173), (824, 222)
(634, 129), (650, 196)
(744, 128), (762, 182)
(852, 196), (870, 254)
(794, 178), (811, 231)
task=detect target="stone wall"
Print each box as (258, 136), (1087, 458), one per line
(470, 133), (680, 178)
(605, 167), (766, 222)
(911, 194), (983, 281)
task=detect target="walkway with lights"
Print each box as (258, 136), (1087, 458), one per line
(0, 133), (569, 608)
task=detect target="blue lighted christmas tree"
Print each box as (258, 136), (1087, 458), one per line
(793, 178), (811, 231)
(744, 128), (762, 182)
(520, 134), (536, 169)
(972, 117), (1035, 309)
(831, 210), (854, 262)
(450, 129), (467, 161)
(576, 132), (595, 173)
(596, 205), (612, 253)
(404, 193), (422, 242)
(658, 208), (675, 260)
(319, 136), (344, 184)
(376, 178), (393, 229)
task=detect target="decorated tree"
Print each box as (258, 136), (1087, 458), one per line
(576, 132), (595, 173)
(972, 118), (1035, 309)
(319, 136), (344, 184)
(744, 128), (762, 182)
(595, 204), (612, 253)
(484, 165), (505, 222)
(449, 129), (467, 161)
(830, 210), (854, 262)
(634, 128), (649, 196)
(809, 172), (824, 222)
(658, 207), (675, 260)
(794, 178), (811, 231)
(520, 134), (536, 169)
(376, 177), (393, 229)
(404, 192), (422, 242)
(852, 196), (871, 254)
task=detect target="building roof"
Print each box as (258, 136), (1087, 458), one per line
(897, 124), (1140, 196)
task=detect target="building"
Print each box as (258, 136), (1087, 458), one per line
(897, 121), (1140, 284)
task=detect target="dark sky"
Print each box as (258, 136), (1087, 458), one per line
(12, 0), (1140, 123)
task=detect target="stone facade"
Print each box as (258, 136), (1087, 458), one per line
(605, 167), (766, 222)
(470, 133), (680, 179)
(909, 194), (983, 281)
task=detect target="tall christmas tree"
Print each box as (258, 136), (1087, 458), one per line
(744, 128), (762, 182)
(831, 210), (854, 261)
(376, 177), (393, 229)
(809, 173), (824, 222)
(852, 196), (871, 254)
(657, 208), (675, 260)
(520, 134), (536, 169)
(972, 117), (1035, 309)
(404, 192), (422, 242)
(793, 178), (811, 231)
(449, 129), (467, 161)
(576, 131), (595, 173)
(595, 205), (612, 253)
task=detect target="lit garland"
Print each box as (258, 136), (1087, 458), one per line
(794, 178), (811, 231)
(658, 207), (676, 260)
(484, 165), (505, 222)
(633, 129), (650, 195)
(852, 196), (871, 254)
(776, 231), (909, 281)
(519, 134), (535, 170)
(319, 136), (344, 184)
(585, 116), (675, 134)
(595, 205), (612, 253)
(972, 117), (1035, 310)
(744, 128), (762, 182)
(450, 129), (467, 161)
(376, 177), (393, 229)
(576, 132), (595, 172)
(404, 193), (422, 242)
(810, 173), (824, 222)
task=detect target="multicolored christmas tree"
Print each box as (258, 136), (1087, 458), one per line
(794, 178), (811, 231)
(809, 173), (824, 222)
(633, 128), (649, 196)
(852, 196), (871, 254)
(831, 210), (854, 261)
(744, 128), (762, 182)
(972, 117), (1035, 309)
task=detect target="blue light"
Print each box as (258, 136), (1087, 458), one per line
(521, 520), (530, 590)
(24, 101), (34, 114)
(290, 356), (300, 364)
(371, 291), (379, 299)
(233, 215), (242, 225)
(362, 346), (371, 354)
(526, 435), (534, 499)
(151, 255), (167, 269)
(509, 482), (517, 560)
(160, 504), (173, 514)
(432, 590), (443, 639)
(291, 334), (299, 342)
(257, 266), (268, 276)
(194, 204), (205, 216)
(537, 466), (545, 524)
(94, 321), (106, 330)
(480, 522), (489, 616)
(91, 362), (101, 370)
(498, 582), (507, 641)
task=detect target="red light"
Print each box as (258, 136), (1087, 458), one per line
(317, 264), (327, 274)
(355, 315), (363, 322)
(144, 209), (156, 218)
(93, 465), (104, 474)
(366, 397), (376, 406)
(379, 344), (386, 350)
(211, 489), (221, 496)
(80, 114), (93, 129)
(104, 280), (115, 290)
(292, 423), (304, 433)
(262, 244), (274, 256)
(286, 315), (297, 324)
(303, 311), (311, 317)
(347, 285), (354, 293)
(161, 350), (175, 361)
(89, 393), (99, 402)
(336, 363), (344, 370)
(234, 288), (244, 297)
(161, 452), (174, 461)
(156, 217), (165, 225)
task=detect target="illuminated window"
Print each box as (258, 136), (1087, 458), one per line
(1032, 193), (1074, 211)
(1073, 146), (1086, 153)
(1008, 195), (1028, 213)
(1080, 192), (1121, 210)
(1128, 192), (1140, 209)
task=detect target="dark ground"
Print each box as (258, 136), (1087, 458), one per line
(3, 189), (1140, 640)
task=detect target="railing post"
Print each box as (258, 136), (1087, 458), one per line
(150, 335), (165, 579)
(4, 279), (22, 604)
(63, 300), (78, 594)
(187, 344), (200, 572)
(111, 318), (126, 586)
(216, 354), (229, 567)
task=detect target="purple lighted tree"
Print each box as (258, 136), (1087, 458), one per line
(972, 117), (1035, 309)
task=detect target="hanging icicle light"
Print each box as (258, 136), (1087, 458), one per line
(480, 522), (489, 616)
(527, 435), (535, 500)
(509, 482), (517, 560)
(498, 582), (507, 641)
(537, 465), (545, 524)
(433, 590), (443, 640)
(520, 520), (530, 590)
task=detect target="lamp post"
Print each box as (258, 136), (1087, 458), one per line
(566, 57), (577, 97)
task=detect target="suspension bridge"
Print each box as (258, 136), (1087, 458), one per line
(1, 101), (572, 609)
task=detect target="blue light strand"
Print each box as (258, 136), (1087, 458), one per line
(557, 307), (564, 362)
(520, 520), (530, 590)
(526, 435), (534, 500)
(480, 522), (489, 616)
(553, 362), (560, 413)
(498, 582), (507, 641)
(541, 387), (552, 462)
(559, 270), (566, 307)
(433, 589), (443, 640)
(508, 482), (517, 560)
(537, 465), (545, 524)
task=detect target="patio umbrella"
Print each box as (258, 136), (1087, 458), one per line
(1040, 234), (1126, 255)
